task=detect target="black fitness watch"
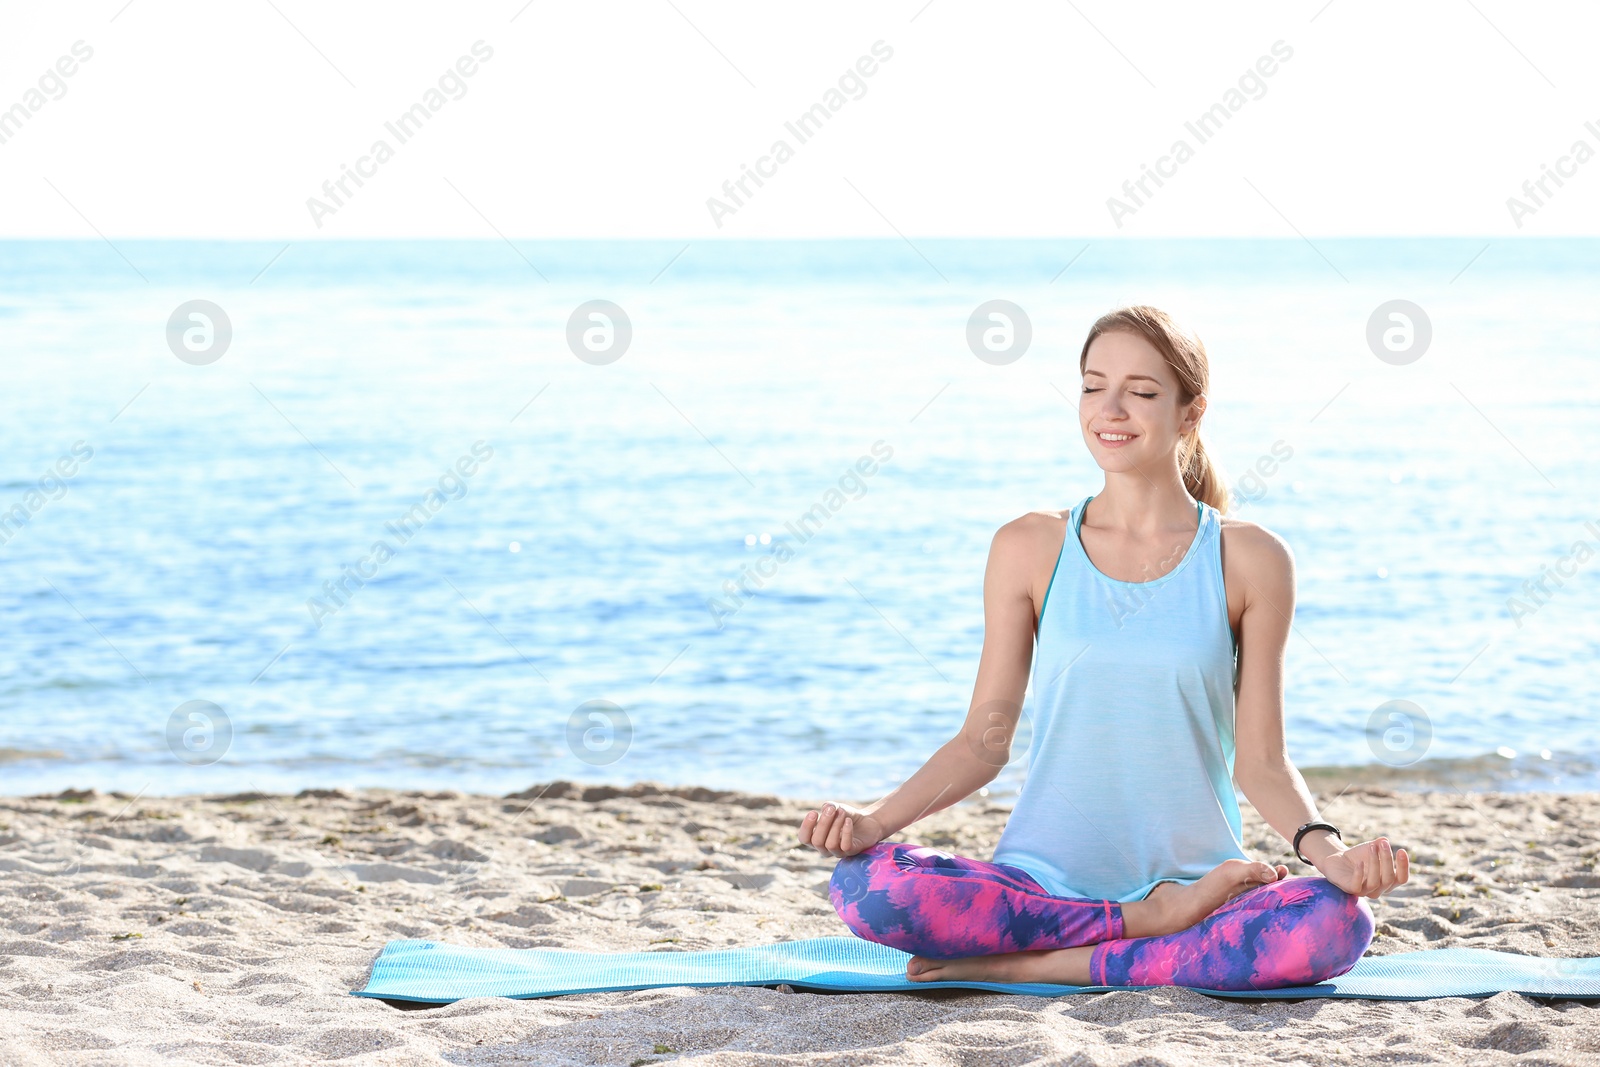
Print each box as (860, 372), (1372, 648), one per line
(1292, 821), (1342, 865)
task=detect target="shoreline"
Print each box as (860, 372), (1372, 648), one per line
(6, 742), (1600, 804)
(3, 779), (1597, 1064)
(7, 749), (1600, 808)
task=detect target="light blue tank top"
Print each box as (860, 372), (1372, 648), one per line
(990, 493), (1252, 904)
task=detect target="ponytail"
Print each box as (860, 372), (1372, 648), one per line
(1179, 430), (1229, 516)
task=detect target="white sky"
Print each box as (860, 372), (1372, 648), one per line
(2, 0), (1597, 238)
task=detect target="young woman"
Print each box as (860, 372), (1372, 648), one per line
(797, 305), (1410, 991)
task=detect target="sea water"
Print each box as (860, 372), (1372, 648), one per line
(1, 238), (1597, 799)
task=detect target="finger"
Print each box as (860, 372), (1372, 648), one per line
(813, 809), (831, 853)
(1395, 847), (1410, 885)
(1351, 848), (1377, 899)
(825, 810), (849, 854)
(1355, 840), (1377, 897)
(823, 811), (847, 855)
(1350, 838), (1376, 895)
(811, 808), (837, 853)
(842, 816), (854, 855)
(809, 812), (833, 853)
(1379, 840), (1403, 895)
(832, 812), (855, 855)
(798, 810), (817, 846)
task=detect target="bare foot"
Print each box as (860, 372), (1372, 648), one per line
(907, 945), (1096, 986)
(1124, 859), (1289, 938)
(904, 860), (1291, 987)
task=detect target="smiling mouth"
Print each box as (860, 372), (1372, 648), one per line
(1096, 432), (1137, 442)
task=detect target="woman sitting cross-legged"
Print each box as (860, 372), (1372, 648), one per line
(798, 306), (1409, 991)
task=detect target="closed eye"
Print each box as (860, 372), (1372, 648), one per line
(1082, 386), (1159, 399)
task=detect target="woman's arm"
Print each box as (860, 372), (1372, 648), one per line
(799, 515), (1042, 857)
(1229, 522), (1410, 898)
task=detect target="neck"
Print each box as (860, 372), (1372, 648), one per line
(1089, 472), (1198, 536)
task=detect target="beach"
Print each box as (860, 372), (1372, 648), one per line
(6, 2), (1600, 1061)
(2, 777), (1597, 1065)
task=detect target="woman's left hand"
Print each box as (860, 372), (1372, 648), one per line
(1314, 836), (1410, 899)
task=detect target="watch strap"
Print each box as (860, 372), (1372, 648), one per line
(1292, 820), (1342, 865)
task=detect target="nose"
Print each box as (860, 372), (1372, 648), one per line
(1095, 392), (1129, 421)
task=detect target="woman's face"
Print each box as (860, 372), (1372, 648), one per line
(1079, 330), (1201, 472)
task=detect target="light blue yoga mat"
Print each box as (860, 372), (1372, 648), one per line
(351, 936), (1600, 1003)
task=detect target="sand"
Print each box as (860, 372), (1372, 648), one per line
(1, 778), (1598, 1066)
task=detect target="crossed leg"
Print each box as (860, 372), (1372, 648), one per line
(830, 842), (1372, 990)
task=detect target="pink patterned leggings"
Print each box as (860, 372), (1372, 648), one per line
(830, 842), (1373, 990)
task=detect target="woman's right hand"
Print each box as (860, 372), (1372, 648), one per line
(799, 802), (886, 857)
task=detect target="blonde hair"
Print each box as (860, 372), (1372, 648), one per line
(1079, 305), (1228, 514)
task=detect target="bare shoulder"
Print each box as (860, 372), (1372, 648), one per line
(996, 507), (1069, 553)
(1218, 513), (1295, 593)
(1008, 506), (1070, 531)
(989, 508), (1069, 583)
